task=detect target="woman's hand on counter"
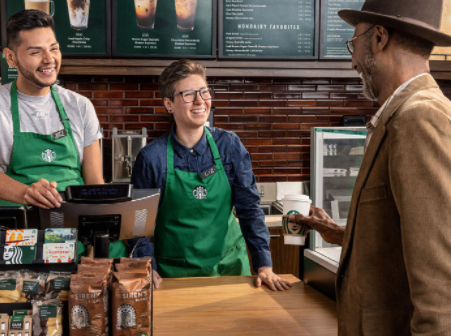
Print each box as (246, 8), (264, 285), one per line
(288, 206), (345, 246)
(153, 270), (163, 289)
(255, 267), (292, 291)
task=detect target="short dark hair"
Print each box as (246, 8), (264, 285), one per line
(387, 27), (435, 57)
(159, 59), (207, 101)
(6, 10), (55, 50)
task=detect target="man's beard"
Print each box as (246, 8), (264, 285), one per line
(361, 36), (378, 101)
(16, 59), (58, 88)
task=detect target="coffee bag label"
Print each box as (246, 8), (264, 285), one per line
(116, 304), (137, 329)
(23, 281), (39, 294)
(71, 305), (89, 329)
(39, 305), (57, 318)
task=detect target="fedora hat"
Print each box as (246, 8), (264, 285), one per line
(338, 0), (451, 46)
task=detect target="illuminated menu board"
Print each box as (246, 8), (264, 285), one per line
(112, 0), (216, 58)
(219, 0), (319, 59)
(320, 0), (364, 59)
(1, 0), (111, 57)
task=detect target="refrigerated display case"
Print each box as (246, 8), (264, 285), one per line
(304, 127), (367, 300)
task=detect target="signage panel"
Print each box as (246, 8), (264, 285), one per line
(219, 0), (319, 60)
(320, 0), (364, 59)
(112, 0), (216, 58)
(1, 0), (111, 57)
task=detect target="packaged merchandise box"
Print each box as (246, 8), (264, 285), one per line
(7, 315), (31, 336)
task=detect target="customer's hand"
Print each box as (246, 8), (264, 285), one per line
(23, 179), (62, 209)
(288, 206), (345, 246)
(255, 267), (292, 291)
(153, 270), (163, 289)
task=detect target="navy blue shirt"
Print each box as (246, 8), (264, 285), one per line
(131, 125), (272, 271)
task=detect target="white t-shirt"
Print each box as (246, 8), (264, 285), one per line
(0, 83), (102, 173)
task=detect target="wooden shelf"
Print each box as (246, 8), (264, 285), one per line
(59, 59), (358, 78)
(55, 59), (451, 78)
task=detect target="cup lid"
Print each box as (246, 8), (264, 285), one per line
(283, 194), (311, 203)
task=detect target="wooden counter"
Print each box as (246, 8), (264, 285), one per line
(154, 274), (337, 335)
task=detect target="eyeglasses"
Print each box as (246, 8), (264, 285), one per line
(345, 27), (374, 54)
(171, 87), (214, 103)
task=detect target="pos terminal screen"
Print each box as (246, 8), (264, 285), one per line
(65, 184), (133, 203)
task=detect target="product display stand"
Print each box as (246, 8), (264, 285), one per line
(0, 229), (78, 333)
(0, 230), (78, 272)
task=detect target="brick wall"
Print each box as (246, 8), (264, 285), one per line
(60, 74), (382, 182)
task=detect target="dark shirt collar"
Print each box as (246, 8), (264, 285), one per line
(170, 124), (208, 158)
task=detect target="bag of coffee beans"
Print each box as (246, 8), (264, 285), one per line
(112, 273), (152, 336)
(45, 271), (71, 301)
(69, 274), (108, 336)
(119, 257), (152, 264)
(80, 257), (114, 265)
(32, 299), (63, 336)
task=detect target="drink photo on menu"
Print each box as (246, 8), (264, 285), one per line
(114, 0), (213, 57)
(67, 0), (91, 30)
(24, 0), (54, 15)
(3, 0), (109, 57)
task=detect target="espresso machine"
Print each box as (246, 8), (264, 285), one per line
(112, 127), (147, 182)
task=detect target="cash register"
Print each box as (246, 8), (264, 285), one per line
(37, 184), (160, 258)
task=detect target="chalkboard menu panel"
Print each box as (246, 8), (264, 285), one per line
(1, 53), (18, 85)
(320, 0), (364, 59)
(112, 0), (216, 58)
(219, 0), (319, 60)
(1, 0), (110, 57)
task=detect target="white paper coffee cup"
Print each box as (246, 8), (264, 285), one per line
(282, 194), (311, 245)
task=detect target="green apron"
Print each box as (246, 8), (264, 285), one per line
(154, 128), (251, 278)
(0, 81), (127, 258)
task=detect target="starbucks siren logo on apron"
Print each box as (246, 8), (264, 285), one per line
(42, 149), (56, 162)
(193, 186), (208, 200)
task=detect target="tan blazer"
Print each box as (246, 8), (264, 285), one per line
(336, 74), (451, 336)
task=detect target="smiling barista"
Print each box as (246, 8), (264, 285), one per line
(0, 10), (128, 258)
(132, 59), (292, 291)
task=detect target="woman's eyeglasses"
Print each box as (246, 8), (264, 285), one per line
(171, 87), (214, 103)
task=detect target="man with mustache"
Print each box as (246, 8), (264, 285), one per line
(0, 10), (128, 257)
(291, 0), (451, 334)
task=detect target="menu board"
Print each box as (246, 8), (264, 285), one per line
(219, 0), (319, 59)
(113, 0), (216, 58)
(1, 53), (18, 85)
(1, 0), (111, 57)
(320, 0), (364, 59)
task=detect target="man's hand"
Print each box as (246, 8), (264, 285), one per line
(153, 270), (163, 289)
(23, 179), (63, 209)
(255, 267), (292, 291)
(288, 206), (345, 246)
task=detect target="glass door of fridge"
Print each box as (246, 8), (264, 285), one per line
(309, 127), (367, 265)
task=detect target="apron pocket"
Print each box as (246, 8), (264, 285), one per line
(216, 239), (251, 276)
(158, 256), (187, 278)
